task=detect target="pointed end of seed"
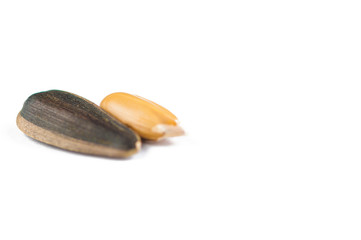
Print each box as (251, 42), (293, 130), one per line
(152, 124), (185, 139)
(135, 140), (142, 151)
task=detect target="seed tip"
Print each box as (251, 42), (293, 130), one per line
(152, 124), (185, 139)
(135, 140), (142, 151)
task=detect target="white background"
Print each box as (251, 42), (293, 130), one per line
(0, 0), (361, 239)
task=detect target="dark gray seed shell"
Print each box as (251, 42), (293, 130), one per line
(17, 90), (141, 158)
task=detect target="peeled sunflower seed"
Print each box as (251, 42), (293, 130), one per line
(17, 90), (141, 158)
(100, 92), (184, 141)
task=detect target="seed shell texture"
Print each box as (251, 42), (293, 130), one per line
(100, 92), (184, 141)
(16, 90), (141, 158)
